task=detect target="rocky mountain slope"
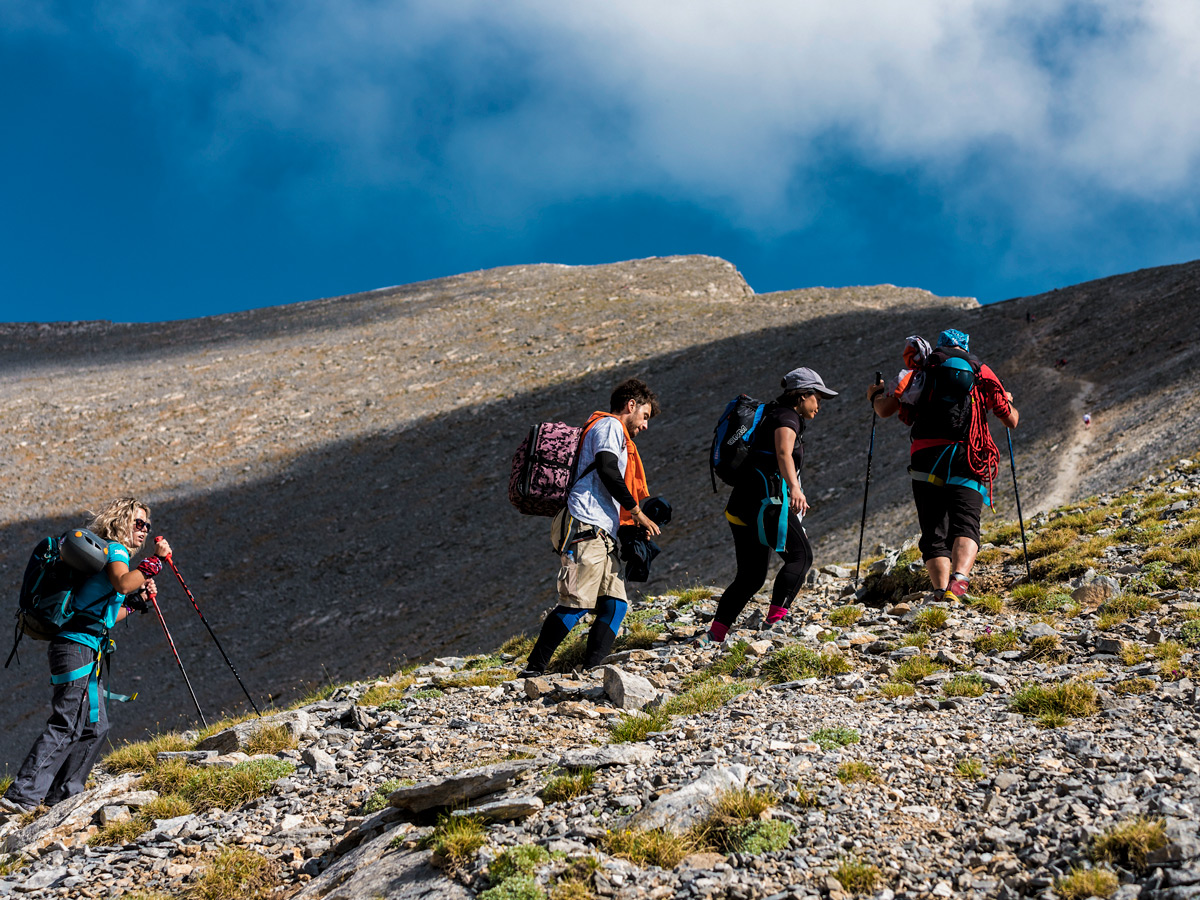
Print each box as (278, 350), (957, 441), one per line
(1, 454), (1197, 900)
(0, 255), (1197, 762)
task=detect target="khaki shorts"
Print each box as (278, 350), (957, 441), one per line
(557, 531), (626, 609)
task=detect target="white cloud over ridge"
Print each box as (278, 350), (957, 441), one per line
(15, 1), (1200, 230)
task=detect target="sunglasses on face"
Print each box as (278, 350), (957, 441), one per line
(134, 518), (151, 531)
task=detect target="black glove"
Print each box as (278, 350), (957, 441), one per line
(136, 556), (163, 578)
(125, 592), (149, 613)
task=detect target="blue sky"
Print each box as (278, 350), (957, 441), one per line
(3, 1), (1200, 322)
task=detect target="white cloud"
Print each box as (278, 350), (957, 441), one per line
(18, 0), (1200, 227)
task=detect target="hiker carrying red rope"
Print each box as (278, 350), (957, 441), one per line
(869, 329), (1019, 601)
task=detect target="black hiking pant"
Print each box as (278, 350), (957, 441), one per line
(912, 481), (983, 559)
(714, 518), (813, 629)
(4, 639), (108, 808)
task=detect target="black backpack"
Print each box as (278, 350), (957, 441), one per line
(710, 395), (766, 490)
(6, 529), (111, 666)
(918, 348), (981, 436)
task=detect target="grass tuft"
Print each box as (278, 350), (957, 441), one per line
(243, 724), (297, 755)
(87, 817), (150, 847)
(189, 847), (281, 900)
(422, 812), (488, 867)
(361, 778), (405, 814)
(761, 645), (851, 682)
(891, 655), (942, 684)
(602, 828), (694, 869)
(829, 606), (864, 628)
(834, 857), (881, 895)
(359, 679), (415, 707)
(973, 629), (1022, 653)
(609, 709), (671, 744)
(540, 768), (596, 804)
(1009, 680), (1098, 723)
(954, 757), (985, 779)
(1090, 817), (1168, 872)
(943, 673), (985, 698)
(1054, 867), (1119, 900)
(102, 733), (194, 774)
(880, 683), (915, 699)
(963, 593), (1004, 615)
(489, 843), (552, 885)
(836, 761), (877, 784)
(912, 607), (948, 632)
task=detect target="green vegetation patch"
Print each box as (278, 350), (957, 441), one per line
(609, 709), (671, 744)
(361, 778), (405, 814)
(954, 757), (985, 779)
(890, 655), (942, 684)
(810, 727), (861, 750)
(836, 761), (877, 784)
(480, 875), (545, 900)
(243, 724), (297, 755)
(973, 628), (1022, 653)
(489, 843), (552, 885)
(422, 813), (488, 867)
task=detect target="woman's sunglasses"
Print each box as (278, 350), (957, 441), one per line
(134, 518), (152, 531)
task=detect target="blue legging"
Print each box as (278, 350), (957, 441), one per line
(526, 596), (629, 672)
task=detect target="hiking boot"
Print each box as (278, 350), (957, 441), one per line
(0, 796), (34, 816)
(689, 632), (715, 649)
(947, 574), (970, 599)
(517, 667), (544, 680)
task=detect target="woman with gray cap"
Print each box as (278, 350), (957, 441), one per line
(703, 367), (837, 643)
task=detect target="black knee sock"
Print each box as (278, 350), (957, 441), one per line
(526, 617), (572, 672)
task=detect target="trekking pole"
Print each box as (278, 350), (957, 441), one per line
(1005, 429), (1032, 581)
(157, 539), (262, 717)
(146, 589), (208, 729)
(854, 372), (885, 591)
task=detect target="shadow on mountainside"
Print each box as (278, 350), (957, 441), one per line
(3, 257), (1199, 765)
(0, 300), (1075, 763)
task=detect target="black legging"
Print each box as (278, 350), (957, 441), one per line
(714, 516), (813, 629)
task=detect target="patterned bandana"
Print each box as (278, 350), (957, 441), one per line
(937, 329), (970, 352)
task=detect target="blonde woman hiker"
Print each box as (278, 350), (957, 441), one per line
(1, 498), (171, 815)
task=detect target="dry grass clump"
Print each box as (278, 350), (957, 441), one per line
(609, 709), (671, 744)
(1054, 867), (1119, 900)
(438, 668), (518, 688)
(87, 816), (151, 847)
(836, 761), (877, 784)
(1090, 816), (1168, 871)
(243, 724), (297, 755)
(0, 854), (27, 877)
(602, 828), (693, 869)
(1025, 634), (1068, 662)
(954, 757), (985, 779)
(613, 619), (663, 653)
(833, 857), (881, 895)
(102, 733), (195, 774)
(664, 585), (715, 609)
(899, 632), (930, 649)
(963, 593), (1004, 615)
(880, 683), (916, 699)
(499, 633), (536, 659)
(138, 757), (293, 814)
(1112, 678), (1156, 696)
(189, 847), (281, 900)
(690, 788), (793, 855)
(540, 768), (596, 804)
(359, 679), (415, 706)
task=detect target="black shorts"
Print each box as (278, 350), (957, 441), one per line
(911, 480), (983, 560)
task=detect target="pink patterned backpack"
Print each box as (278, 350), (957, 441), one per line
(508, 422), (586, 516)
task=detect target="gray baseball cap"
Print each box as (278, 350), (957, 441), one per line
(782, 367), (838, 397)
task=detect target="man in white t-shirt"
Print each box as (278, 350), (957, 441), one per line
(520, 379), (661, 678)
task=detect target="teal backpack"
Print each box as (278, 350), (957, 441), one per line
(6, 529), (111, 666)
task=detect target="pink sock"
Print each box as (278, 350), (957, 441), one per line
(766, 605), (789, 624)
(709, 621), (729, 642)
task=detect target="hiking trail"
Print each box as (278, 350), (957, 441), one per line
(1033, 376), (1096, 513)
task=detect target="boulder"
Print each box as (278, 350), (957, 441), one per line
(1071, 574), (1121, 609)
(303, 747), (338, 775)
(560, 744), (655, 769)
(602, 666), (656, 711)
(195, 710), (310, 754)
(629, 764), (749, 835)
(4, 773), (138, 854)
(451, 795), (543, 822)
(292, 829), (471, 900)
(388, 760), (545, 814)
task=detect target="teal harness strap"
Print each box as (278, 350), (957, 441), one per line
(909, 442), (993, 507)
(755, 471), (789, 552)
(49, 642), (135, 725)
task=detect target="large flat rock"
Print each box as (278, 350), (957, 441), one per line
(389, 760), (546, 814)
(292, 829), (470, 900)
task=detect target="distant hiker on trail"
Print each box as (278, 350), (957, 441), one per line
(1083, 413), (1092, 428)
(702, 368), (837, 644)
(1, 499), (171, 816)
(869, 331), (1018, 601)
(519, 379), (661, 678)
